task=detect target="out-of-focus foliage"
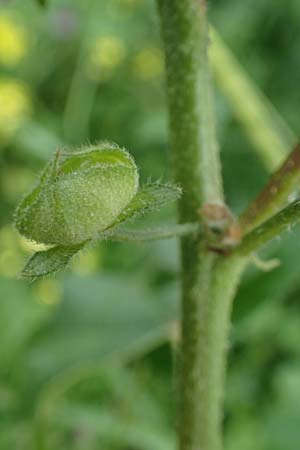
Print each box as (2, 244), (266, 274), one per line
(0, 0), (300, 449)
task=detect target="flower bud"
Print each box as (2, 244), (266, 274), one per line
(15, 143), (139, 245)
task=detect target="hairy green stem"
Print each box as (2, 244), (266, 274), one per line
(157, 0), (223, 212)
(178, 244), (246, 450)
(102, 222), (200, 242)
(157, 2), (245, 450)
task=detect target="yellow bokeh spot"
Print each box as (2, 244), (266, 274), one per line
(0, 14), (28, 66)
(0, 225), (18, 248)
(0, 225), (53, 278)
(33, 279), (63, 306)
(0, 225), (24, 277)
(0, 249), (23, 278)
(18, 237), (51, 253)
(71, 247), (100, 276)
(132, 47), (163, 81)
(86, 35), (126, 81)
(0, 78), (32, 140)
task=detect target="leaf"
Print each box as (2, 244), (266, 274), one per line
(0, 279), (47, 367)
(35, 365), (175, 449)
(21, 245), (84, 279)
(24, 274), (178, 447)
(233, 229), (300, 322)
(26, 274), (178, 379)
(55, 403), (175, 450)
(36, 0), (47, 6)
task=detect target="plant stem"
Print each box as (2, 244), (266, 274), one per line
(179, 245), (247, 450)
(210, 29), (295, 171)
(102, 222), (200, 242)
(240, 143), (300, 234)
(157, 0), (223, 212)
(157, 2), (245, 450)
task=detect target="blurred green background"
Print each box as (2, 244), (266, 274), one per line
(1, 0), (300, 449)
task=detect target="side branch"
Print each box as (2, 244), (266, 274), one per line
(237, 199), (300, 256)
(240, 143), (300, 233)
(102, 223), (200, 242)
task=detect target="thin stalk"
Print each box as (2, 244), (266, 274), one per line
(157, 2), (244, 450)
(102, 222), (200, 242)
(210, 29), (295, 171)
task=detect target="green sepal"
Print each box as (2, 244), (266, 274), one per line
(20, 244), (84, 280)
(113, 182), (182, 226)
